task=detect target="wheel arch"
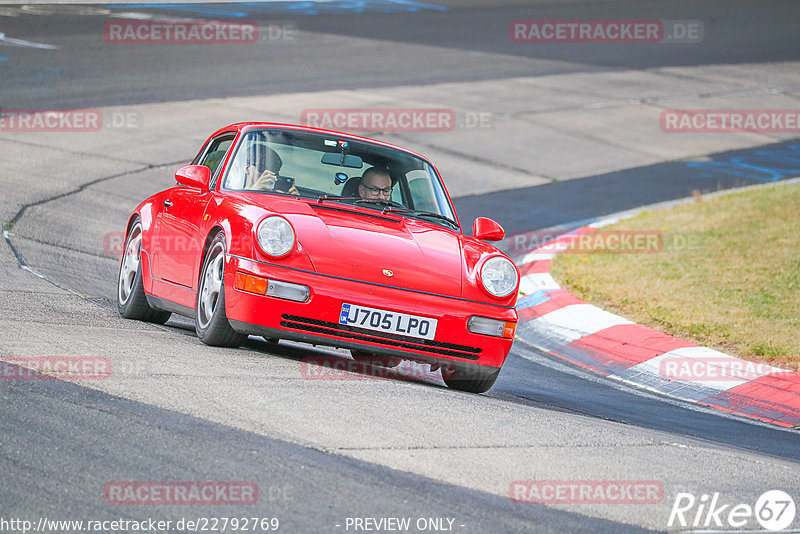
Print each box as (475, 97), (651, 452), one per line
(124, 212), (140, 237)
(121, 212), (141, 269)
(198, 224), (227, 288)
(123, 212), (151, 290)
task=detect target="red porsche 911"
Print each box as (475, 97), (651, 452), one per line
(117, 123), (519, 392)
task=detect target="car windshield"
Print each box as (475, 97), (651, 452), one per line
(221, 128), (457, 226)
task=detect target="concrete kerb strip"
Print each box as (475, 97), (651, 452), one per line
(511, 177), (800, 429)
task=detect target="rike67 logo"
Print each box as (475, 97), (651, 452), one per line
(668, 490), (796, 531)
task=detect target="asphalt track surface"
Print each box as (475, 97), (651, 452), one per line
(2, 1), (800, 533)
(1, 0), (799, 108)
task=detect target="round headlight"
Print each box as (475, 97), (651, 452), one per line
(256, 216), (295, 257)
(480, 256), (518, 298)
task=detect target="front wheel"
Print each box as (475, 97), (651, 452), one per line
(117, 220), (171, 324)
(195, 233), (246, 347)
(442, 365), (500, 394)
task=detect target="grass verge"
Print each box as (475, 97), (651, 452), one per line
(550, 182), (800, 369)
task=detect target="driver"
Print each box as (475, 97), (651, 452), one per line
(245, 141), (298, 194)
(358, 167), (393, 200)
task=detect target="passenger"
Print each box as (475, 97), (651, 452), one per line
(245, 142), (298, 194)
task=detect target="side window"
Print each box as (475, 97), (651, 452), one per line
(222, 131), (285, 191)
(406, 170), (438, 213)
(391, 183), (404, 205)
(199, 134), (235, 186)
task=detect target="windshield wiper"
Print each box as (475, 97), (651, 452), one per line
(354, 198), (405, 208)
(317, 195), (355, 203)
(381, 208), (459, 228)
(329, 199), (457, 227)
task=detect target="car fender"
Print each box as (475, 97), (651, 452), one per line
(197, 195), (316, 291)
(460, 236), (519, 310)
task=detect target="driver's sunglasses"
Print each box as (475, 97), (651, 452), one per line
(364, 185), (393, 195)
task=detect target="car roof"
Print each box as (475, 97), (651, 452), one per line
(208, 122), (432, 162)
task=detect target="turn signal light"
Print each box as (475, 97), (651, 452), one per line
(468, 316), (517, 339)
(235, 272), (268, 294)
(503, 321), (517, 339)
(235, 272), (310, 302)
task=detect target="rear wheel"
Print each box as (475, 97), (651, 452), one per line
(117, 220), (171, 324)
(195, 233), (246, 347)
(442, 365), (500, 394)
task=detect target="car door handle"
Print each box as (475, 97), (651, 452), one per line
(163, 200), (173, 207)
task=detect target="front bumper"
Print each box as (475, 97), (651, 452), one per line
(224, 255), (516, 370)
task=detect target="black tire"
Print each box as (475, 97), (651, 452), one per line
(350, 350), (401, 369)
(442, 365), (500, 393)
(195, 233), (246, 347)
(117, 220), (171, 324)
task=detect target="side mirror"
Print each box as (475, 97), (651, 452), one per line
(175, 165), (211, 193)
(473, 217), (505, 241)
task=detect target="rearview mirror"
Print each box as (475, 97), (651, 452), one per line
(175, 165), (211, 193)
(473, 217), (505, 241)
(321, 152), (363, 168)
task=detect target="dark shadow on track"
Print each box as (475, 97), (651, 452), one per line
(492, 344), (800, 462)
(455, 140), (800, 236)
(0, 362), (653, 533)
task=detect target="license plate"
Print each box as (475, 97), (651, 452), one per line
(339, 303), (437, 340)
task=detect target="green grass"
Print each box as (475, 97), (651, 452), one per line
(550, 182), (800, 368)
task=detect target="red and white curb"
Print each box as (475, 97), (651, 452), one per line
(510, 183), (800, 428)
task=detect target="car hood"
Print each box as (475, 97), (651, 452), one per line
(284, 203), (463, 297)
